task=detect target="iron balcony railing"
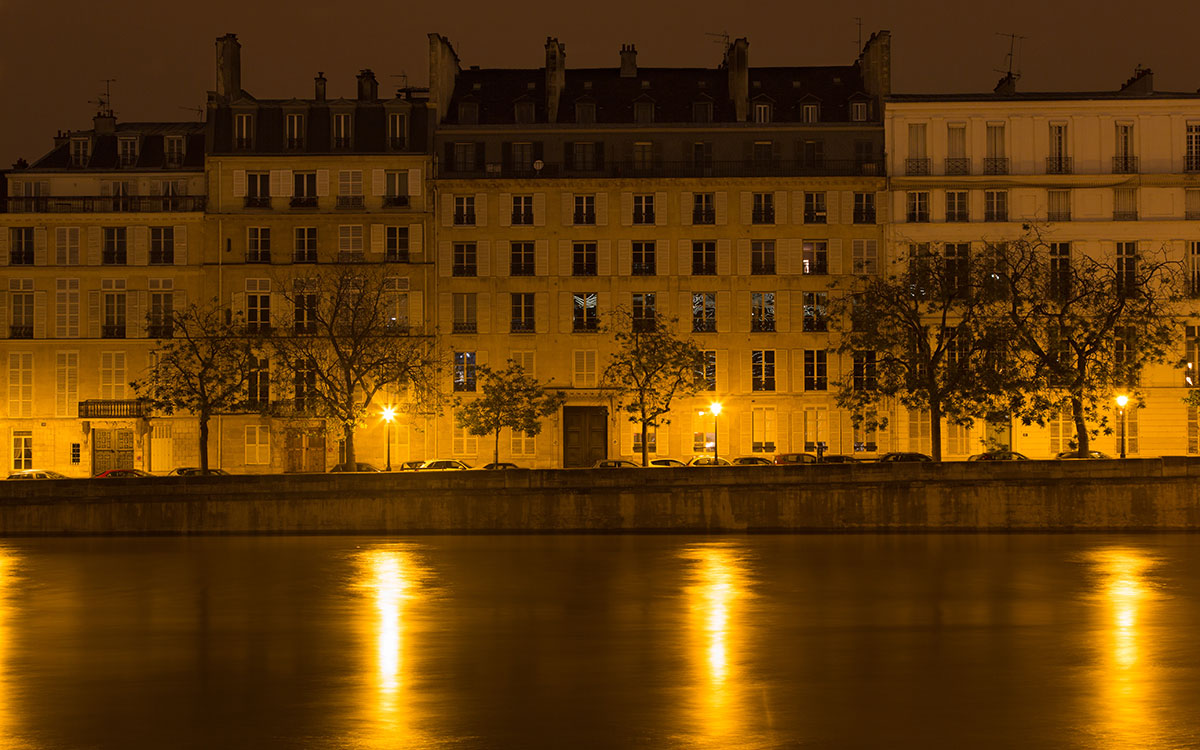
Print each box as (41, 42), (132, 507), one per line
(336, 196), (364, 209)
(905, 158), (931, 176)
(385, 250), (410, 263)
(692, 261), (717, 276)
(382, 195), (410, 208)
(9, 251), (34, 265)
(572, 263), (597, 276)
(511, 211), (534, 225)
(572, 211), (596, 225)
(510, 320), (536, 333)
(100, 325), (125, 339)
(147, 324), (174, 339)
(452, 321), (477, 334)
(451, 264), (476, 277)
(692, 209), (716, 225)
(632, 319), (657, 333)
(290, 196), (318, 208)
(9, 325), (32, 339)
(79, 399), (148, 419)
(4, 196), (206, 213)
(632, 210), (656, 224)
(631, 261), (656, 276)
(1114, 210), (1139, 221)
(573, 318), (599, 333)
(946, 210), (969, 223)
(244, 196), (271, 208)
(1048, 210), (1072, 222)
(984, 209), (1008, 222)
(944, 157), (970, 175)
(750, 262), (776, 275)
(453, 212), (475, 225)
(1187, 155), (1200, 173)
(853, 209), (876, 224)
(439, 158), (885, 179)
(337, 252), (364, 263)
(751, 318), (776, 333)
(751, 209), (774, 224)
(1046, 156), (1073, 174)
(510, 263), (536, 276)
(1113, 156), (1139, 174)
(803, 211), (826, 224)
(692, 320), (717, 333)
(984, 157), (1009, 175)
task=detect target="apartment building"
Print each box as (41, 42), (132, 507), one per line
(885, 70), (1200, 458)
(428, 33), (891, 467)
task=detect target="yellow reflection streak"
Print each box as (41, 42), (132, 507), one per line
(0, 547), (17, 750)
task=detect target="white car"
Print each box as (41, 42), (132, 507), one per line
(7, 469), (68, 480)
(647, 458), (687, 468)
(419, 459), (472, 471)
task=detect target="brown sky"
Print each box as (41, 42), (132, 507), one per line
(2, 0), (1198, 167)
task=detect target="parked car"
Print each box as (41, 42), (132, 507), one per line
(773, 453), (818, 465)
(167, 467), (230, 476)
(730, 456), (773, 466)
(686, 456), (732, 467)
(647, 458), (687, 468)
(483, 462), (522, 470)
(877, 452), (934, 463)
(329, 463), (382, 473)
(968, 451), (1030, 461)
(7, 470), (68, 480)
(397, 461), (426, 471)
(93, 468), (155, 478)
(420, 459), (472, 471)
(1055, 450), (1113, 460)
(592, 459), (641, 469)
(818, 455), (860, 464)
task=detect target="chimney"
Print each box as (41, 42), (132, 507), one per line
(856, 30), (891, 98)
(1119, 66), (1153, 95)
(93, 113), (117, 134)
(545, 37), (567, 123)
(215, 33), (242, 100)
(619, 44), (637, 77)
(724, 37), (750, 122)
(315, 72), (327, 101)
(357, 69), (378, 101)
(993, 73), (1018, 96)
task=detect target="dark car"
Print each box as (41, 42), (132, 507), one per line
(167, 467), (231, 476)
(730, 456), (773, 466)
(93, 468), (155, 478)
(1055, 450), (1113, 460)
(592, 459), (640, 469)
(329, 462), (382, 473)
(877, 452), (934, 463)
(773, 453), (817, 465)
(397, 461), (426, 471)
(968, 451), (1030, 461)
(483, 462), (522, 470)
(818, 455), (860, 464)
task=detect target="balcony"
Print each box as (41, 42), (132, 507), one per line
(286, 138), (305, 150)
(944, 158), (970, 175)
(751, 209), (774, 225)
(293, 251), (317, 264)
(336, 196), (364, 210)
(692, 209), (715, 225)
(337, 251), (365, 263)
(244, 196), (270, 208)
(438, 158), (886, 180)
(385, 250), (410, 263)
(853, 209), (876, 224)
(511, 210), (534, 225)
(333, 137), (352, 149)
(147, 324), (174, 339)
(1046, 156), (1073, 174)
(573, 318), (599, 333)
(631, 261), (656, 276)
(79, 399), (148, 419)
(452, 264), (476, 277)
(984, 209), (1008, 222)
(907, 211), (930, 224)
(101, 325), (126, 339)
(905, 158), (931, 176)
(102, 252), (127, 265)
(511, 320), (536, 333)
(235, 138), (253, 150)
(1113, 156), (1139, 174)
(692, 319), (717, 333)
(452, 321), (477, 334)
(149, 251), (174, 265)
(751, 318), (776, 333)
(632, 210), (656, 224)
(1048, 210), (1072, 222)
(803, 318), (829, 333)
(946, 210), (969, 223)
(1186, 209), (1200, 221)
(750, 262), (775, 275)
(1187, 155), (1200, 173)
(164, 153), (185, 169)
(9, 250), (34, 265)
(389, 137), (407, 150)
(290, 196), (318, 209)
(9, 325), (32, 339)
(983, 158), (1009, 175)
(383, 195), (410, 208)
(3, 196), (206, 213)
(572, 211), (596, 225)
(1113, 210), (1139, 221)
(453, 212), (476, 226)
(294, 322), (317, 335)
(632, 318), (657, 333)
(510, 262), (536, 276)
(692, 261), (717, 276)
(572, 262), (597, 277)
(247, 252), (272, 264)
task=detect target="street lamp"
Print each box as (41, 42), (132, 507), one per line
(1115, 394), (1128, 459)
(709, 402), (723, 464)
(381, 405), (396, 471)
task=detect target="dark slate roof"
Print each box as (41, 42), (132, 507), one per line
(889, 91), (1200, 102)
(30, 121), (205, 171)
(443, 64), (873, 125)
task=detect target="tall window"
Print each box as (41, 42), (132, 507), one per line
(692, 241), (716, 275)
(99, 351), (126, 399)
(800, 104), (818, 123)
(946, 190), (969, 222)
(752, 192), (774, 224)
(246, 279), (270, 333)
(453, 352), (477, 392)
(454, 195), (476, 225)
(101, 279), (126, 338)
(750, 292), (775, 332)
(149, 227), (174, 264)
(56, 351), (78, 417)
(164, 136), (185, 166)
(906, 123), (928, 174)
(452, 293), (477, 333)
(984, 190), (1008, 222)
(11, 430), (32, 470)
(572, 350), (598, 388)
(55, 279), (79, 338)
(755, 102), (773, 123)
(385, 227), (409, 262)
(293, 283), (317, 334)
(292, 172), (317, 207)
(854, 192), (876, 223)
(388, 112), (407, 149)
(1189, 242), (1200, 298)
(573, 195), (596, 225)
(803, 292), (827, 332)
(906, 191), (930, 222)
(245, 425), (270, 465)
(572, 242), (597, 276)
(572, 142), (597, 170)
(945, 243), (970, 295)
(692, 293), (716, 333)
(573, 293), (599, 332)
(851, 101), (868, 122)
(697, 350), (716, 391)
(631, 242), (656, 276)
(752, 406), (778, 453)
(55, 227), (80, 265)
(1114, 123), (1136, 172)
(802, 241), (828, 275)
(453, 243), (477, 276)
(245, 172), (270, 207)
(234, 114), (253, 149)
(1049, 243), (1071, 302)
(148, 279), (174, 338)
(70, 137), (91, 167)
(510, 242), (535, 276)
(985, 123), (1007, 173)
(946, 123), (967, 173)
(632, 142), (654, 169)
(1116, 242), (1137, 297)
(804, 350), (827, 391)
(285, 113), (305, 149)
(511, 293), (535, 333)
(511, 195), (534, 225)
(9, 280), (33, 339)
(7, 353), (32, 418)
(333, 113), (353, 148)
(247, 356), (270, 408)
(294, 227), (317, 263)
(804, 192), (827, 223)
(1114, 188), (1137, 220)
(247, 227), (271, 263)
(103, 227), (127, 265)
(751, 241), (775, 275)
(294, 363), (316, 411)
(693, 193), (715, 224)
(751, 350), (775, 391)
(1048, 189), (1071, 221)
(1048, 123), (1070, 172)
(632, 293), (656, 331)
(852, 240), (878, 275)
(337, 170), (363, 208)
(632, 194), (655, 224)
(853, 352), (877, 391)
(384, 172), (409, 206)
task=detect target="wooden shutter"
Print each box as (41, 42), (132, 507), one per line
(476, 240), (491, 277)
(441, 194), (454, 226)
(618, 240), (632, 276)
(677, 239), (690, 277)
(597, 240), (611, 276)
(737, 239), (751, 276)
(130, 291), (146, 338)
(438, 293), (452, 335)
(0, 229), (7, 266)
(829, 239), (843, 275)
(827, 192), (839, 224)
(232, 170), (246, 197)
(561, 193), (573, 226)
(499, 193), (512, 227)
(656, 240), (670, 276)
(474, 193), (488, 227)
(841, 191), (853, 224)
(132, 226), (149, 265)
(792, 191), (805, 224)
(876, 191), (889, 224)
(535, 239), (549, 277)
(88, 290), (101, 338)
(316, 170), (330, 197)
(33, 228), (47, 266)
(717, 291), (732, 333)
(717, 239), (731, 276)
(533, 193), (546, 226)
(740, 191), (753, 225)
(715, 191), (728, 225)
(33, 291), (47, 338)
(558, 240), (571, 277)
(620, 192), (633, 226)
(655, 192), (668, 226)
(535, 291), (549, 333)
(370, 225), (384, 256)
(735, 292), (751, 333)
(88, 227), (102, 265)
(680, 193), (693, 226)
(775, 191), (789, 224)
(495, 243), (508, 278)
(559, 292), (573, 333)
(595, 192), (608, 226)
(174, 225), (188, 265)
(438, 241), (452, 277)
(372, 169), (385, 196)
(477, 293), (490, 334)
(407, 168), (422, 197)
(409, 291), (424, 333)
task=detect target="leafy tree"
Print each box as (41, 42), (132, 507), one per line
(454, 360), (566, 465)
(831, 242), (1012, 461)
(268, 265), (443, 468)
(601, 308), (705, 466)
(131, 300), (259, 471)
(988, 226), (1182, 456)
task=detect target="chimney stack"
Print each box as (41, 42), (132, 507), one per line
(1119, 66), (1154, 95)
(93, 113), (117, 134)
(724, 38), (750, 122)
(215, 33), (242, 100)
(357, 69), (378, 101)
(544, 37), (567, 123)
(857, 30), (891, 98)
(619, 44), (637, 77)
(315, 72), (327, 101)
(993, 72), (1018, 96)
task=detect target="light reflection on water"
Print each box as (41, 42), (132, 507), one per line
(0, 546), (15, 750)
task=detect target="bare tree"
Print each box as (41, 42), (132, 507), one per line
(131, 300), (258, 471)
(454, 360), (566, 465)
(268, 265), (442, 468)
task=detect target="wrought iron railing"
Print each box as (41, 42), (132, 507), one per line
(79, 399), (148, 419)
(4, 196), (206, 213)
(984, 157), (1009, 175)
(944, 157), (970, 175)
(1046, 156), (1073, 174)
(1113, 156), (1139, 174)
(905, 158), (931, 176)
(439, 158), (885, 180)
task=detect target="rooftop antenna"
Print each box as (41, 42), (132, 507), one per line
(90, 78), (116, 116)
(389, 71), (409, 93)
(994, 32), (1026, 80)
(705, 30), (730, 49)
(855, 17), (864, 53)
(179, 105), (204, 121)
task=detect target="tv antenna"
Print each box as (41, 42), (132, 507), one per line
(705, 30), (730, 49)
(90, 78), (116, 116)
(855, 17), (864, 52)
(179, 105), (204, 121)
(994, 32), (1026, 80)
(390, 71), (409, 90)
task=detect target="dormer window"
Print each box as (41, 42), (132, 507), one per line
(286, 113), (305, 149)
(118, 137), (138, 168)
(633, 101), (655, 124)
(458, 102), (479, 125)
(164, 136), (185, 167)
(576, 101), (596, 125)
(333, 113), (352, 149)
(69, 137), (90, 168)
(692, 101), (713, 123)
(514, 100), (535, 124)
(388, 112), (407, 150)
(754, 103), (772, 124)
(234, 114), (253, 149)
(851, 101), (869, 122)
(801, 103), (820, 124)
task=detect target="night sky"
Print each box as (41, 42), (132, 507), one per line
(2, 0), (1198, 167)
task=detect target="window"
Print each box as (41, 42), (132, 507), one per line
(1190, 242), (1200, 298)
(454, 195), (476, 225)
(337, 170), (363, 208)
(333, 113), (353, 148)
(383, 227), (408, 262)
(514, 100), (535, 124)
(984, 190), (1008, 222)
(512, 195), (534, 225)
(12, 430), (32, 471)
(691, 241), (716, 275)
(1114, 406), (1139, 455)
(1048, 123), (1070, 172)
(234, 114), (253, 149)
(9, 280), (32, 339)
(800, 103), (818, 123)
(293, 363), (317, 411)
(101, 279), (126, 338)
(945, 243), (970, 296)
(804, 192), (826, 223)
(802, 241), (828, 275)
(633, 194), (655, 224)
(510, 242), (535, 276)
(573, 195), (596, 225)
(56, 351), (78, 417)
(753, 102), (772, 123)
(511, 293), (535, 333)
(451, 424), (479, 456)
(55, 279), (79, 338)
(1186, 189), (1200, 220)
(804, 350), (827, 391)
(162, 135), (185, 167)
(1114, 188), (1138, 220)
(9, 228), (33, 265)
(752, 193), (774, 224)
(293, 227), (317, 263)
(633, 426), (657, 455)
(697, 350), (716, 391)
(751, 241), (775, 275)
(692, 293), (716, 333)
(245, 279), (270, 333)
(693, 141), (714, 170)
(452, 142), (476, 172)
(1186, 326), (1200, 388)
(247, 227), (271, 263)
(752, 350), (775, 391)
(285, 113), (305, 149)
(800, 139), (824, 169)
(384, 280), (410, 332)
(908, 409), (932, 454)
(573, 292), (599, 332)
(453, 352), (477, 392)
(149, 227), (174, 264)
(1049, 243), (1071, 302)
(243, 425), (271, 465)
(573, 350), (598, 388)
(384, 172), (409, 206)
(803, 292), (828, 332)
(632, 293), (656, 331)
(692, 101), (713, 123)
(510, 142), (535, 173)
(946, 123), (967, 173)
(633, 102), (655, 124)
(452, 293), (477, 333)
(293, 284), (317, 334)
(1114, 123), (1136, 172)
(852, 240), (878, 275)
(99, 351), (126, 399)
(388, 112), (407, 149)
(1048, 189), (1071, 222)
(632, 242), (656, 275)
(853, 422), (877, 453)
(512, 429), (536, 458)
(693, 193), (715, 224)
(1117, 242), (1137, 297)
(102, 227), (127, 265)
(946, 190), (969, 222)
(148, 279), (174, 338)
(1187, 122), (1200, 172)
(292, 172), (317, 208)
(247, 356), (270, 408)
(1114, 326), (1138, 385)
(117, 137), (138, 167)
(575, 101), (596, 124)
(906, 123), (928, 174)
(752, 406), (778, 453)
(8, 353), (32, 417)
(572, 142), (597, 170)
(750, 292), (775, 332)
(572, 242), (597, 276)
(985, 123), (1007, 173)
(851, 101), (868, 122)
(853, 352), (877, 391)
(246, 172), (270, 207)
(453, 243), (477, 277)
(55, 227), (80, 265)
(906, 191), (930, 223)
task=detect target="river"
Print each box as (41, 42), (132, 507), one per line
(0, 534), (1197, 749)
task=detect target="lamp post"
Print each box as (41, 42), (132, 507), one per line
(1115, 394), (1128, 459)
(709, 402), (722, 464)
(381, 406), (396, 471)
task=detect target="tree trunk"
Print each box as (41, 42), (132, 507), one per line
(640, 422), (649, 466)
(1071, 395), (1089, 457)
(198, 411), (210, 472)
(929, 399), (943, 462)
(494, 428), (501, 466)
(343, 423), (356, 468)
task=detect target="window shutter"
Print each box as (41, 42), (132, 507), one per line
(561, 193), (573, 226)
(775, 191), (789, 224)
(232, 292), (245, 325)
(133, 226), (149, 265)
(827, 192), (839, 224)
(558, 240), (571, 277)
(477, 293), (490, 335)
(656, 423), (668, 458)
(438, 241), (452, 277)
(677, 240), (690, 278)
(34, 228), (47, 266)
(174, 225), (188, 265)
(595, 192), (608, 226)
(0, 292), (7, 330)
(620, 192), (633, 226)
(717, 291), (732, 333)
(776, 291), (789, 333)
(316, 170), (329, 197)
(130, 291), (146, 338)
(563, 142), (574, 170)
(438, 293), (452, 335)
(444, 142), (455, 167)
(407, 290), (423, 334)
(441, 193), (454, 226)
(560, 292), (573, 333)
(88, 227), (102, 265)
(597, 240), (612, 276)
(280, 170), (294, 197)
(737, 239), (751, 275)
(841, 191), (853, 224)
(715, 191), (728, 225)
(533, 193), (546, 226)
(740, 191), (753, 225)
(370, 225), (384, 255)
(407, 168), (422, 197)
(33, 291), (47, 339)
(739, 411), (753, 456)
(717, 239), (731, 276)
(736, 291), (753, 333)
(173, 289), (187, 313)
(88, 290), (101, 338)
(269, 170), (284, 197)
(829, 239), (843, 275)
(677, 292), (690, 333)
(499, 193), (512, 227)
(535, 291), (549, 333)
(716, 350), (729, 394)
(495, 243), (508, 278)
(792, 191), (805, 224)
(233, 170), (246, 197)
(775, 351), (789, 393)
(876, 191), (888, 224)
(474, 194), (488, 227)
(0, 229), (8, 266)
(681, 192), (693, 226)
(779, 239), (797, 276)
(372, 169), (385, 197)
(535, 239), (549, 277)
(598, 291), (610, 321)
(476, 240), (491, 277)
(618, 240), (631, 276)
(655, 192), (668, 226)
(620, 421), (634, 457)
(408, 224), (423, 258)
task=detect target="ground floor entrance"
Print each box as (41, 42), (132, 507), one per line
(563, 406), (607, 468)
(92, 428), (135, 473)
(286, 428), (326, 473)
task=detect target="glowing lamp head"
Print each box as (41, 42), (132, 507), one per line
(1115, 395), (1129, 409)
(381, 406), (397, 423)
(709, 402), (723, 417)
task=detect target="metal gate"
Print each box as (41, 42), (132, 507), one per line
(562, 406), (607, 468)
(93, 428), (134, 473)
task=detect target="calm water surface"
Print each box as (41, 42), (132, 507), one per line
(0, 534), (1197, 749)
